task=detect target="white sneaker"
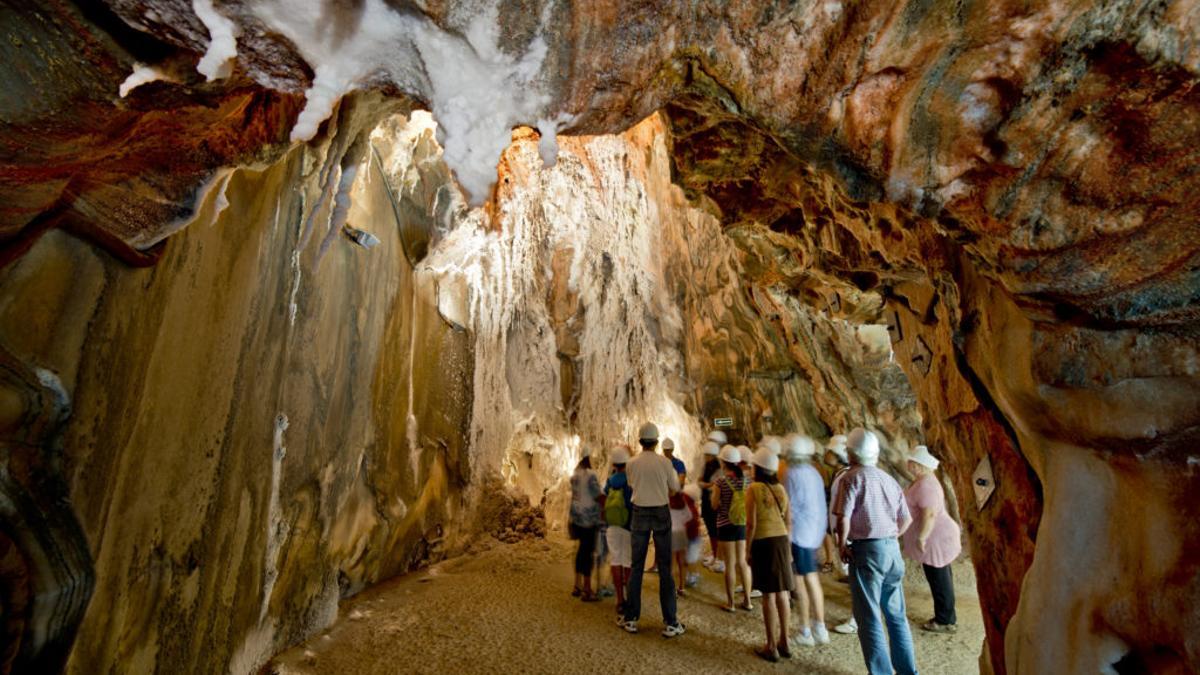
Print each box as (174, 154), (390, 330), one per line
(795, 630), (816, 647)
(750, 589), (763, 599)
(813, 623), (831, 644)
(834, 619), (857, 634)
(711, 561), (726, 573)
(623, 620), (639, 634)
(662, 623), (686, 638)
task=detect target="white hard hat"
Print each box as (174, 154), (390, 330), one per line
(787, 434), (816, 460)
(752, 446), (779, 473)
(738, 445), (753, 464)
(611, 447), (631, 465)
(708, 430), (728, 444)
(847, 428), (880, 466)
(702, 440), (720, 456)
(718, 444), (740, 464)
(760, 435), (783, 456)
(662, 437), (675, 451)
(826, 434), (848, 450)
(909, 445), (939, 470)
(638, 422), (659, 441)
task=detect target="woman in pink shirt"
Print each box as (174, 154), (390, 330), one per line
(902, 445), (962, 634)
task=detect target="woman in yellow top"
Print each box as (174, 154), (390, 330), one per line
(746, 447), (796, 662)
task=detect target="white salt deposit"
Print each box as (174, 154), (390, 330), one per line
(536, 114), (577, 169)
(118, 63), (174, 97)
(192, 0), (239, 81)
(247, 0), (558, 206)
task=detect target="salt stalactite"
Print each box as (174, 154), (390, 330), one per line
(192, 0), (239, 81)
(118, 63), (174, 97)
(247, 0), (557, 205)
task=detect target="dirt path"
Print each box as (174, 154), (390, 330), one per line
(269, 537), (983, 674)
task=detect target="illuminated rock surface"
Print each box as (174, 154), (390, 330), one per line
(1, 1), (1198, 673)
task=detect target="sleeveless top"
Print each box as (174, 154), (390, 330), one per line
(748, 482), (789, 540)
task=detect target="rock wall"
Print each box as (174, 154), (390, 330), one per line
(5, 1), (1200, 672)
(408, 112), (921, 502)
(0, 119), (474, 673)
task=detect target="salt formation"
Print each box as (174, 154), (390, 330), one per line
(247, 0), (558, 205)
(117, 64), (174, 97)
(191, 0), (238, 81)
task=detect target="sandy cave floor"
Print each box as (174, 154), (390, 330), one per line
(269, 537), (984, 675)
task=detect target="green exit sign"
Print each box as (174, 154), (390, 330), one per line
(714, 417), (733, 428)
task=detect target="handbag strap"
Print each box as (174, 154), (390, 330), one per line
(765, 484), (786, 522)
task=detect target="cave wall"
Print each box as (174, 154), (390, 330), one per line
(416, 113), (924, 504)
(0, 126), (473, 673)
(5, 1), (1199, 672)
(0, 97), (923, 673)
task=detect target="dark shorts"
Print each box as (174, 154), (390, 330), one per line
(717, 524), (746, 542)
(751, 536), (796, 594)
(791, 543), (819, 575)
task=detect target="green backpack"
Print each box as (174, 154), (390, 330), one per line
(605, 486), (630, 528)
(727, 480), (747, 526)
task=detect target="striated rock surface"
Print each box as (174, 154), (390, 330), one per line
(2, 0), (1199, 673)
(0, 113), (475, 673)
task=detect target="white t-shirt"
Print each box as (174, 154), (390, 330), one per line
(626, 450), (681, 507)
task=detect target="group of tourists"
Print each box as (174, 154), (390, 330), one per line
(567, 421), (962, 674)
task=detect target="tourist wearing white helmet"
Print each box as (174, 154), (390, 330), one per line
(698, 440), (724, 571)
(745, 446), (795, 662)
(902, 445), (961, 635)
(622, 422), (685, 638)
(708, 430), (728, 445)
(662, 437), (686, 481)
(760, 435), (783, 456)
(782, 434), (830, 647)
(738, 445), (753, 468)
(601, 445), (634, 622)
(833, 428), (916, 675)
(762, 434), (787, 478)
(711, 443), (753, 613)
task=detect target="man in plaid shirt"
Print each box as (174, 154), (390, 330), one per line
(833, 428), (918, 675)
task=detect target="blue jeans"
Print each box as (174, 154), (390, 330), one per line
(849, 538), (918, 675)
(626, 505), (677, 625)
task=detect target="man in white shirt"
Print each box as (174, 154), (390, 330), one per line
(623, 422), (684, 638)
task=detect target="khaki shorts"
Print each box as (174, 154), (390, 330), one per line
(606, 527), (632, 568)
